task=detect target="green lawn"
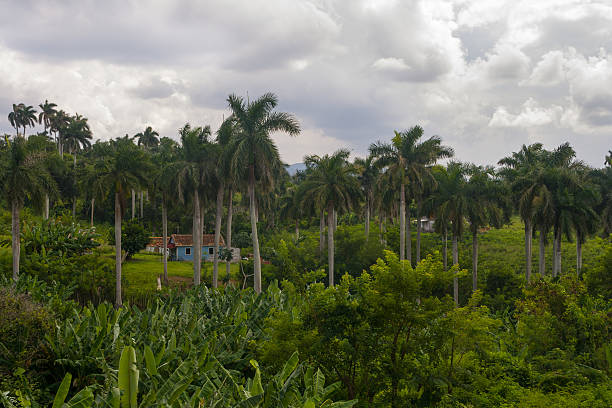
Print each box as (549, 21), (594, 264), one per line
(122, 252), (242, 296)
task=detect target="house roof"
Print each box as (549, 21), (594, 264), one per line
(147, 237), (164, 247)
(169, 233), (225, 247)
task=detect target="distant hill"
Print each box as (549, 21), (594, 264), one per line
(285, 163), (306, 176)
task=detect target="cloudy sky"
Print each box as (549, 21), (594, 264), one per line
(1, 0), (611, 166)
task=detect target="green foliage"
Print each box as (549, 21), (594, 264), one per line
(16, 219), (100, 256)
(108, 220), (150, 260)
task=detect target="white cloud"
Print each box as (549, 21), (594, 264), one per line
(489, 98), (563, 128)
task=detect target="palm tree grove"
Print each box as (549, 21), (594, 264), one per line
(0, 2), (611, 407)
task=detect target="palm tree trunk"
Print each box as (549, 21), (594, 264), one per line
(114, 192), (122, 308)
(443, 229), (448, 271)
(416, 200), (422, 263)
(576, 238), (582, 277)
(213, 184), (224, 288)
(539, 228), (545, 276)
(556, 228), (562, 276)
(226, 188), (233, 279)
(399, 184), (406, 260)
(193, 191), (201, 286)
(333, 209), (337, 232)
(406, 204), (412, 264)
(11, 200), (20, 281)
(44, 194), (49, 220)
(379, 216), (383, 245)
(365, 202), (370, 242)
(131, 189), (136, 220)
(452, 233), (459, 305)
(328, 204), (335, 286)
(552, 228), (558, 276)
(472, 230), (478, 292)
(525, 220), (533, 284)
(249, 166), (262, 294)
(319, 210), (325, 258)
(295, 220), (300, 241)
(162, 200), (168, 286)
(553, 226), (562, 277)
(72, 198), (77, 219)
(140, 190), (144, 219)
(90, 198), (95, 227)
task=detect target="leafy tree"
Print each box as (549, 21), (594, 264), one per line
(227, 92), (300, 293)
(108, 220), (150, 261)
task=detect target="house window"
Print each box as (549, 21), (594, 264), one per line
(208, 247), (214, 255)
(185, 247), (191, 255)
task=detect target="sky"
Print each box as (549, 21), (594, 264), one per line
(1, 0), (611, 167)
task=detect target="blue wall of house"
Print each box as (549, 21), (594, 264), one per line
(175, 246), (219, 261)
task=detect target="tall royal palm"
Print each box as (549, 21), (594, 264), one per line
(498, 143), (546, 283)
(355, 155), (378, 242)
(135, 126), (160, 150)
(173, 124), (215, 286)
(99, 137), (149, 307)
(300, 150), (362, 286)
(38, 100), (58, 133)
(464, 166), (508, 292)
(0, 136), (56, 280)
(153, 139), (179, 286)
(226, 92), (300, 293)
(371, 126), (454, 263)
(8, 103), (37, 137)
(432, 162), (467, 304)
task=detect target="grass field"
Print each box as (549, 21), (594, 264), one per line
(122, 252), (242, 295)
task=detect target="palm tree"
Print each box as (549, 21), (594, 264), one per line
(81, 155), (109, 227)
(498, 143), (546, 283)
(38, 100), (58, 133)
(50, 110), (70, 155)
(99, 137), (149, 307)
(430, 162), (467, 304)
(8, 104), (20, 136)
(355, 155), (378, 242)
(135, 126), (160, 150)
(299, 150), (362, 286)
(63, 114), (92, 166)
(370, 127), (454, 264)
(279, 185), (302, 241)
(173, 124), (215, 286)
(0, 136), (56, 280)
(152, 139), (179, 286)
(464, 166), (508, 292)
(8, 103), (37, 137)
(226, 92), (300, 293)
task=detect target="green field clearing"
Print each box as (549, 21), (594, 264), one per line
(122, 252), (242, 293)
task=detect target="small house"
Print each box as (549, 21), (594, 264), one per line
(145, 237), (164, 253)
(419, 217), (435, 233)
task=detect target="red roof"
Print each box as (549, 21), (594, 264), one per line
(168, 233), (225, 247)
(147, 237), (164, 247)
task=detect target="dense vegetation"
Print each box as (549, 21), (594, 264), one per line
(0, 98), (610, 407)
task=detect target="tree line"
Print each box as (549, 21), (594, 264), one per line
(2, 94), (611, 308)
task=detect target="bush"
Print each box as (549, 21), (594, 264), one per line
(0, 288), (54, 374)
(108, 219), (150, 260)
